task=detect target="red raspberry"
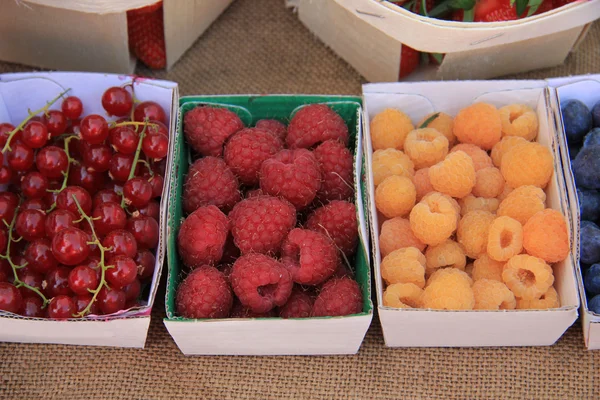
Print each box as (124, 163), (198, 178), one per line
(229, 195), (296, 255)
(312, 277), (363, 317)
(281, 228), (338, 285)
(279, 286), (314, 318)
(176, 266), (233, 319)
(230, 299), (277, 318)
(306, 200), (358, 257)
(287, 104), (349, 149)
(183, 106), (244, 157)
(313, 140), (354, 202)
(182, 157), (240, 214)
(255, 119), (287, 143)
(177, 205), (228, 268)
(223, 128), (283, 186)
(231, 253), (293, 313)
(260, 149), (322, 210)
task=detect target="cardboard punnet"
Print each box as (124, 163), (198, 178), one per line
(0, 72), (178, 348)
(163, 95), (373, 356)
(363, 80), (580, 347)
(0, 0), (233, 74)
(548, 73), (600, 350)
(290, 0), (600, 82)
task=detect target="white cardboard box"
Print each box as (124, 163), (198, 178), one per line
(363, 80), (580, 347)
(0, 72), (178, 348)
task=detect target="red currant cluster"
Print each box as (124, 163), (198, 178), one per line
(0, 85), (169, 319)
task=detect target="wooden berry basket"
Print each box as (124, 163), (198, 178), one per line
(290, 0), (600, 81)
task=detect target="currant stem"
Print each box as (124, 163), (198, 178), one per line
(120, 121), (150, 209)
(109, 121), (158, 130)
(1, 88), (71, 153)
(45, 135), (80, 213)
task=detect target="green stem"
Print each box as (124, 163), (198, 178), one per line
(109, 121), (158, 130)
(120, 121), (149, 208)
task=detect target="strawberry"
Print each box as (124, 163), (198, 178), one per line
(399, 45), (420, 79)
(552, 0), (577, 8)
(532, 0), (554, 14)
(474, 0), (518, 22)
(413, 0), (437, 14)
(127, 1), (167, 69)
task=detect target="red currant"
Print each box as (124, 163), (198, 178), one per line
(135, 250), (156, 281)
(22, 121), (49, 148)
(45, 209), (79, 238)
(93, 189), (121, 208)
(21, 198), (47, 212)
(15, 209), (46, 241)
(122, 278), (141, 301)
(20, 296), (45, 317)
(21, 171), (49, 198)
(146, 174), (164, 198)
(80, 114), (109, 144)
(108, 152), (135, 182)
(56, 186), (93, 216)
(68, 265), (99, 295)
(16, 269), (44, 298)
(0, 167), (12, 185)
(109, 126), (139, 154)
(104, 181), (124, 195)
(102, 229), (137, 259)
(47, 295), (76, 319)
(84, 230), (101, 259)
(61, 96), (83, 120)
(0, 123), (16, 147)
(92, 201), (127, 237)
(0, 282), (22, 313)
(0, 228), (6, 253)
(126, 215), (159, 249)
(25, 238), (58, 274)
(123, 177), (152, 208)
(51, 227), (90, 266)
(102, 87), (133, 117)
(67, 164), (106, 195)
(7, 141), (35, 171)
(135, 200), (160, 221)
(45, 266), (73, 297)
(36, 146), (68, 179)
(43, 110), (68, 137)
(82, 143), (112, 172)
(106, 255), (137, 289)
(73, 294), (100, 315)
(147, 120), (169, 137)
(0, 259), (11, 282)
(133, 101), (167, 124)
(0, 192), (19, 224)
(97, 287), (126, 315)
(142, 132), (168, 160)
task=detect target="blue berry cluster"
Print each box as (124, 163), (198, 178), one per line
(563, 99), (600, 314)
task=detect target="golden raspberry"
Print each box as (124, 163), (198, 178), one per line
(422, 269), (474, 310)
(516, 286), (560, 309)
(375, 175), (416, 219)
(413, 168), (435, 201)
(370, 108), (414, 151)
(410, 192), (459, 246)
(499, 104), (539, 141)
(450, 143), (493, 171)
(523, 209), (570, 263)
(459, 195), (499, 216)
(453, 103), (502, 150)
(472, 167), (504, 198)
(457, 211), (495, 259)
(417, 112), (455, 145)
(404, 128), (449, 169)
(372, 149), (415, 186)
(429, 151), (476, 198)
(379, 217), (426, 257)
(497, 183), (514, 202)
(381, 247), (426, 288)
(487, 216), (523, 262)
(491, 136), (528, 168)
(497, 185), (546, 225)
(502, 254), (554, 300)
(501, 142), (553, 188)
(472, 279), (516, 310)
(383, 283), (423, 308)
(425, 239), (466, 276)
(472, 255), (505, 282)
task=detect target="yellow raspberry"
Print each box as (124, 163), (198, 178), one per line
(472, 167), (504, 198)
(502, 254), (554, 300)
(429, 151), (476, 198)
(422, 269), (474, 310)
(487, 216), (523, 262)
(499, 104), (539, 141)
(501, 142), (553, 189)
(453, 103), (502, 150)
(410, 192), (458, 246)
(372, 149), (415, 186)
(472, 279), (516, 310)
(379, 217), (426, 257)
(497, 185), (546, 225)
(375, 175), (416, 219)
(381, 247), (426, 288)
(472, 255), (505, 282)
(459, 195), (499, 216)
(383, 283), (423, 308)
(413, 168), (435, 201)
(496, 183), (514, 202)
(404, 128), (449, 169)
(417, 112), (455, 145)
(425, 239), (466, 276)
(516, 286), (560, 309)
(491, 136), (528, 168)
(370, 108), (415, 151)
(457, 211), (495, 259)
(450, 143), (493, 171)
(523, 209), (570, 263)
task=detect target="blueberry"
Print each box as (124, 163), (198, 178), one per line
(572, 145), (600, 189)
(592, 101), (600, 128)
(580, 220), (600, 264)
(569, 144), (580, 160)
(562, 100), (592, 144)
(583, 127), (600, 148)
(584, 264), (600, 296)
(588, 294), (600, 314)
(577, 188), (600, 221)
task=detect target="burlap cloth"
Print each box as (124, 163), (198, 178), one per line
(1, 1), (599, 399)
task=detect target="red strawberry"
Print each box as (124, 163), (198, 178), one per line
(127, 2), (166, 69)
(474, 0), (518, 22)
(532, 0), (554, 15)
(399, 45), (420, 79)
(552, 0), (577, 8)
